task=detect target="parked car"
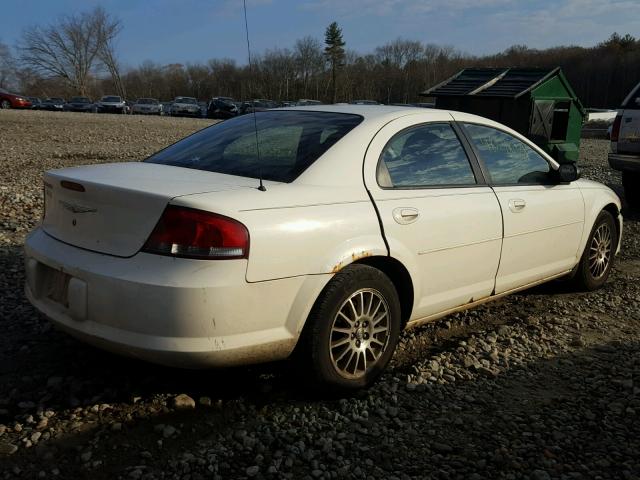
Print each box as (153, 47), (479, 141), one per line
(64, 97), (97, 113)
(0, 88), (32, 109)
(24, 106), (622, 390)
(170, 96), (201, 117)
(207, 97), (238, 119)
(296, 99), (322, 106)
(609, 80), (640, 207)
(97, 95), (126, 114)
(239, 99), (277, 115)
(161, 101), (172, 114)
(131, 98), (163, 115)
(40, 98), (65, 111)
(28, 97), (43, 109)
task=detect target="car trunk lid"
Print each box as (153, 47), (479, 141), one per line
(42, 162), (260, 257)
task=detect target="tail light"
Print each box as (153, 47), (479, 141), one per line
(142, 206), (249, 259)
(611, 115), (622, 143)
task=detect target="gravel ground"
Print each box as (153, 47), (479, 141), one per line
(0, 110), (639, 480)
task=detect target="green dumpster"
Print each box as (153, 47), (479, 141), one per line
(421, 67), (585, 163)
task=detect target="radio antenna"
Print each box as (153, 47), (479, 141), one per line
(243, 0), (266, 192)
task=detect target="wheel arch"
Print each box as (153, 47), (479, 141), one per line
(602, 202), (621, 249)
(352, 255), (414, 327)
(578, 186), (623, 259)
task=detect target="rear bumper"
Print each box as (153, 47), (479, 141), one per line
(608, 153), (640, 172)
(24, 228), (322, 368)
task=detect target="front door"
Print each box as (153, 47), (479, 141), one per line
(459, 121), (584, 293)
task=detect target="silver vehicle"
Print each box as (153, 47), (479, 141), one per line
(170, 97), (200, 117)
(609, 80), (640, 206)
(132, 98), (163, 115)
(97, 95), (126, 114)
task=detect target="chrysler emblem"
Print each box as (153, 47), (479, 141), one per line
(59, 200), (97, 214)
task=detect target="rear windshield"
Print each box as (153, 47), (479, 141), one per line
(102, 96), (121, 102)
(175, 97), (197, 104)
(137, 98), (158, 104)
(145, 111), (363, 182)
(71, 97), (90, 103)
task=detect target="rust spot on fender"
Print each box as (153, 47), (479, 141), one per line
(331, 250), (373, 273)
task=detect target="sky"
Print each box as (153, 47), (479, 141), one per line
(1, 0), (639, 69)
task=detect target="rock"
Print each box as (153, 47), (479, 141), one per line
(497, 325), (511, 336)
(80, 451), (92, 462)
(111, 422), (123, 431)
(246, 465), (259, 477)
(0, 442), (18, 455)
(129, 469), (143, 479)
(199, 396), (212, 407)
(531, 470), (551, 480)
(163, 425), (177, 438)
(432, 442), (453, 454)
(173, 394), (195, 410)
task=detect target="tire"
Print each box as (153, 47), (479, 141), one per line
(0, 100), (11, 109)
(573, 210), (617, 291)
(302, 264), (401, 391)
(622, 171), (640, 208)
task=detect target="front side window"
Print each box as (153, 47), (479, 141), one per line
(463, 124), (551, 185)
(146, 111), (362, 183)
(378, 123), (476, 187)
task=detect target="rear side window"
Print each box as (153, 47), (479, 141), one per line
(146, 111), (363, 183)
(378, 123), (476, 187)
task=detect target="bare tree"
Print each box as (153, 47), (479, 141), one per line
(0, 39), (15, 89)
(95, 8), (125, 98)
(294, 36), (324, 98)
(19, 6), (121, 96)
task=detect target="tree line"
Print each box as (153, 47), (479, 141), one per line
(0, 6), (639, 109)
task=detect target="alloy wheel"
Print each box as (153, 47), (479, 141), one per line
(589, 223), (612, 279)
(329, 288), (391, 379)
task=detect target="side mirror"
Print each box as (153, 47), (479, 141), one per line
(557, 163), (580, 183)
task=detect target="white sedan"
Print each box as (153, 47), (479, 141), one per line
(25, 106), (622, 390)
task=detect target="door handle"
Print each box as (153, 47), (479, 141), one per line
(393, 207), (420, 224)
(508, 199), (526, 212)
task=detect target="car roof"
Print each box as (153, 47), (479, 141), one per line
(277, 104), (438, 120)
(285, 105), (559, 186)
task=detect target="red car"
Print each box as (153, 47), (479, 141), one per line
(0, 88), (32, 109)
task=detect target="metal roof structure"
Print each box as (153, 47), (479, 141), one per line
(423, 67), (560, 99)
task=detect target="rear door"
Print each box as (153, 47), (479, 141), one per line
(364, 113), (503, 320)
(458, 120), (584, 293)
(617, 82), (640, 154)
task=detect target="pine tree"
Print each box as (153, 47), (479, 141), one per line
(324, 22), (345, 104)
